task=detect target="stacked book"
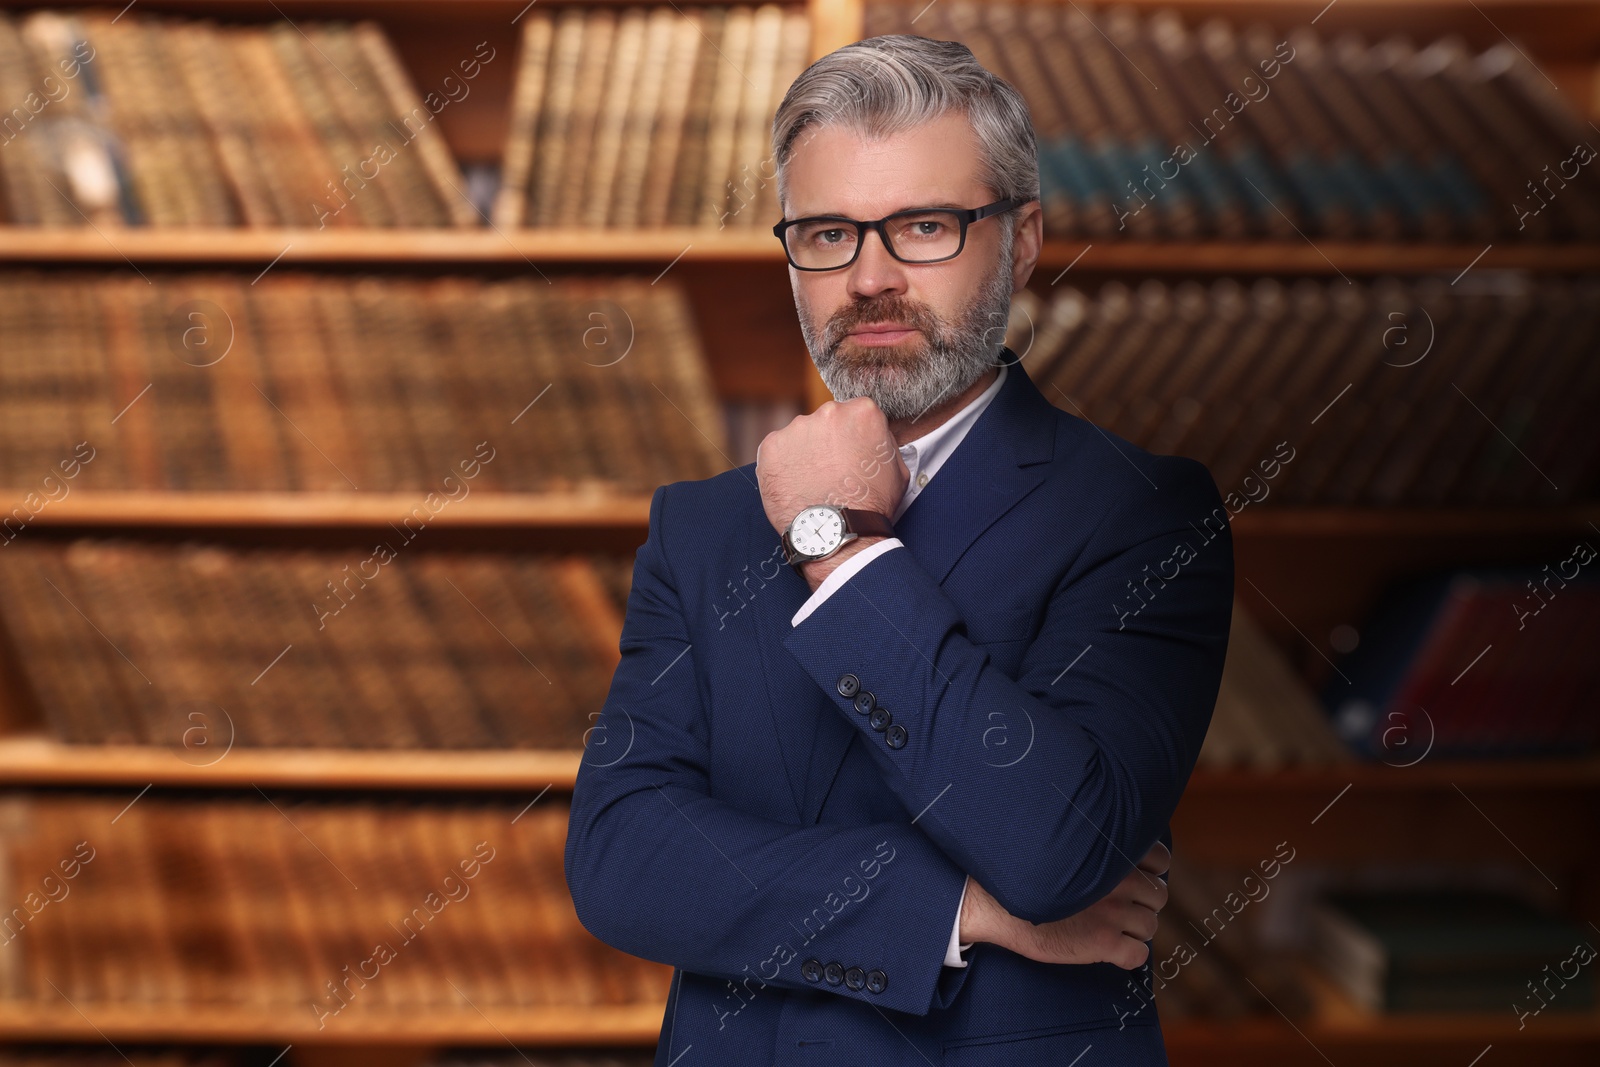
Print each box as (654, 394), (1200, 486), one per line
(1142, 854), (1317, 1022)
(0, 539), (635, 749)
(1199, 597), (1355, 770)
(0, 793), (671, 1015)
(0, 272), (727, 492)
(0, 8), (476, 227)
(493, 4), (810, 229)
(869, 1), (1600, 242)
(1308, 889), (1596, 1013)
(1323, 565), (1600, 760)
(1005, 276), (1600, 505)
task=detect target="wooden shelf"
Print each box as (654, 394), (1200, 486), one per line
(1175, 757), (1600, 870)
(2, 228), (1598, 273)
(6, 490), (653, 530)
(1227, 504), (1600, 539)
(1167, 960), (1600, 1067)
(0, 227), (779, 265)
(0, 734), (583, 789)
(0, 1003), (667, 1044)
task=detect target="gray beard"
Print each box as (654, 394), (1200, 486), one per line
(799, 251), (1015, 423)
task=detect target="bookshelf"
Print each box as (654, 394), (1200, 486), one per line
(0, 0), (1597, 1064)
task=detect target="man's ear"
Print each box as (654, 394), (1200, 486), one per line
(1010, 200), (1044, 291)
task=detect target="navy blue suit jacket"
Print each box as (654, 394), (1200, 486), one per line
(565, 352), (1234, 1065)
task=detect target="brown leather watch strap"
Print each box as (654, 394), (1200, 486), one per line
(840, 508), (895, 540)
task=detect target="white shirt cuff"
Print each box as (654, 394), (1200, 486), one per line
(945, 877), (974, 968)
(789, 538), (903, 627)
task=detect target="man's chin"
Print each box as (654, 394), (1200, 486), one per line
(833, 333), (929, 367)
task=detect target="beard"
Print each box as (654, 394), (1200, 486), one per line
(798, 243), (1015, 423)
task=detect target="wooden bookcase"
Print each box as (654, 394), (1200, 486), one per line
(1, 1), (1599, 1064)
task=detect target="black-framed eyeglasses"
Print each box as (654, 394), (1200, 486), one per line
(772, 197), (1027, 271)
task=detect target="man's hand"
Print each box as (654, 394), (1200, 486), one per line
(958, 841), (1170, 970)
(756, 396), (908, 536)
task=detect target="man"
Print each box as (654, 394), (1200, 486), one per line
(566, 33), (1233, 1066)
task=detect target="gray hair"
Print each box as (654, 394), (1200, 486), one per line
(771, 34), (1040, 216)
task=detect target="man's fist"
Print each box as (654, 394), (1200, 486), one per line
(960, 840), (1171, 970)
(756, 395), (908, 534)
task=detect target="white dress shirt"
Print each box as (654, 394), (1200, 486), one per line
(788, 360), (1009, 968)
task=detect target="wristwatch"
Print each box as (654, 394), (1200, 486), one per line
(782, 505), (895, 576)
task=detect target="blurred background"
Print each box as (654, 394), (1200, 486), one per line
(0, 0), (1597, 1064)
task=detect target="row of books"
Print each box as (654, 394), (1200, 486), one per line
(493, 4), (810, 229)
(0, 9), (477, 227)
(0, 793), (669, 1012)
(0, 272), (726, 492)
(1006, 275), (1600, 505)
(0, 540), (633, 749)
(5, 537), (1592, 759)
(1309, 888), (1596, 1013)
(1325, 565), (1600, 759)
(1199, 597), (1354, 770)
(868, 2), (1600, 242)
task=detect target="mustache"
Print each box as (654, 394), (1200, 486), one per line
(824, 296), (941, 349)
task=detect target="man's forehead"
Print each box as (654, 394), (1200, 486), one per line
(783, 117), (986, 217)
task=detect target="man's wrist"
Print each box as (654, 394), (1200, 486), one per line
(799, 534), (890, 591)
(957, 875), (1013, 951)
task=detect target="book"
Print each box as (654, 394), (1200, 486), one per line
(1307, 888), (1597, 1013)
(1322, 564), (1600, 759)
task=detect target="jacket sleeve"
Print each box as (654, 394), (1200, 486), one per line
(564, 483), (975, 1018)
(781, 455), (1233, 925)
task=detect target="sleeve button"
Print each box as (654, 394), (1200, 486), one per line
(866, 968), (889, 994)
(844, 966), (866, 990)
(836, 673), (860, 698)
(869, 707), (892, 732)
(885, 723), (908, 749)
(824, 961), (845, 985)
(801, 958), (823, 982)
(852, 690), (876, 715)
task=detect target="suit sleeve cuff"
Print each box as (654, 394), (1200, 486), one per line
(790, 538), (904, 627)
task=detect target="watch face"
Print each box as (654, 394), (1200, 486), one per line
(789, 505), (845, 557)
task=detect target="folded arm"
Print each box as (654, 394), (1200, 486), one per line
(781, 456), (1233, 925)
(565, 484), (975, 1017)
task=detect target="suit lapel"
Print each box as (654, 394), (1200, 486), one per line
(749, 353), (1058, 824)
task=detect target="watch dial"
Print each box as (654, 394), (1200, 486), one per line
(790, 505), (844, 555)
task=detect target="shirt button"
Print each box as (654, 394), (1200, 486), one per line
(916, 472), (929, 487)
(885, 723), (909, 749)
(835, 673), (860, 698)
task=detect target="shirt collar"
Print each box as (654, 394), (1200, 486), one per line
(898, 361), (1008, 483)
